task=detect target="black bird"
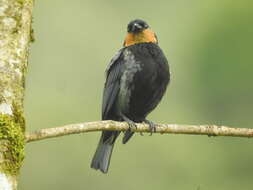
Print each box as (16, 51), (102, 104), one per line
(91, 19), (170, 173)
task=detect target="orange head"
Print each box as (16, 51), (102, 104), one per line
(123, 19), (158, 47)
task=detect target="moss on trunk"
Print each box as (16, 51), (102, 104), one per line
(0, 0), (33, 188)
(0, 114), (25, 176)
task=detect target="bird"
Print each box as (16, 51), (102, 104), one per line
(91, 19), (170, 173)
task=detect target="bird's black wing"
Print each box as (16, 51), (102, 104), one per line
(91, 49), (125, 173)
(102, 48), (124, 120)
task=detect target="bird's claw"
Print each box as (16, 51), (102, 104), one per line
(127, 121), (137, 132)
(120, 113), (137, 132)
(143, 120), (156, 136)
(122, 120), (136, 144)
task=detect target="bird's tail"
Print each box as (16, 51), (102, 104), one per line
(91, 132), (118, 173)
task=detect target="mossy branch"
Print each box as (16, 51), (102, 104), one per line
(25, 120), (253, 143)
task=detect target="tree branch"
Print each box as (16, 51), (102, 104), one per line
(25, 120), (253, 143)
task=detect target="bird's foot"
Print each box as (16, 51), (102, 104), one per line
(120, 113), (137, 132)
(120, 113), (137, 144)
(127, 120), (137, 132)
(143, 119), (156, 136)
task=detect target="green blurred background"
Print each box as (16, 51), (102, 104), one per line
(20, 0), (253, 189)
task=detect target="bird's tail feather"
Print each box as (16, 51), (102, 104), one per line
(122, 131), (135, 144)
(91, 136), (115, 173)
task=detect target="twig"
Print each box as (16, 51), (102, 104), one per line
(25, 120), (253, 143)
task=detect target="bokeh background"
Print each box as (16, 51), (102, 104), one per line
(20, 0), (253, 189)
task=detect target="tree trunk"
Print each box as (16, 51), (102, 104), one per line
(0, 0), (33, 189)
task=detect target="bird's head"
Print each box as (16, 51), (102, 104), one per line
(127, 19), (149, 33)
(124, 19), (158, 47)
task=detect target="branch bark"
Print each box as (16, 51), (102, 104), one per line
(25, 120), (253, 143)
(0, 0), (33, 189)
